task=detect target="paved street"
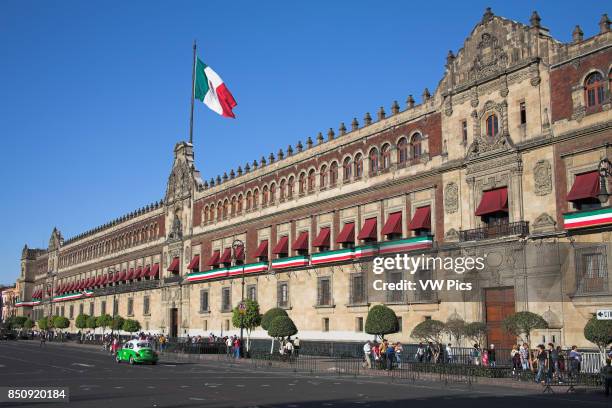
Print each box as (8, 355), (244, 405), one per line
(0, 340), (608, 408)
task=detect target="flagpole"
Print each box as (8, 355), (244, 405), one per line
(189, 40), (197, 145)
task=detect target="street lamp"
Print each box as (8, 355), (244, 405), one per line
(597, 157), (612, 204)
(232, 239), (246, 357)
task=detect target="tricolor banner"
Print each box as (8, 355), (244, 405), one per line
(186, 267), (228, 283)
(311, 248), (355, 265)
(228, 262), (269, 276)
(271, 256), (309, 270)
(563, 207), (612, 230)
(377, 236), (434, 255)
(195, 58), (237, 118)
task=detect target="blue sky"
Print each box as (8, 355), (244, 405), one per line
(0, 1), (606, 284)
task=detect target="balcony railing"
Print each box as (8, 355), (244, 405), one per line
(163, 275), (182, 284)
(459, 221), (529, 242)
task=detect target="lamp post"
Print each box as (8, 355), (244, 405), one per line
(232, 239), (246, 357)
(597, 157), (612, 204)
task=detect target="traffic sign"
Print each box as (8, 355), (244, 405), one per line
(596, 309), (612, 320)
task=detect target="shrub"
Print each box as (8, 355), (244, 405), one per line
(502, 311), (548, 343)
(23, 319), (34, 330)
(365, 305), (399, 340)
(111, 316), (125, 331)
(412, 319), (446, 344)
(96, 314), (113, 334)
(584, 316), (612, 363)
(75, 314), (89, 330)
(232, 299), (262, 351)
(86, 315), (98, 331)
(261, 308), (288, 330)
(122, 319), (141, 333)
(465, 322), (488, 347)
(53, 316), (70, 330)
(445, 317), (466, 344)
(37, 317), (48, 331)
(267, 316), (297, 339)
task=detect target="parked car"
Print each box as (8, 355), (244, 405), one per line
(115, 339), (158, 365)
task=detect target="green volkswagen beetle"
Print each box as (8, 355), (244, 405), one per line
(115, 339), (158, 365)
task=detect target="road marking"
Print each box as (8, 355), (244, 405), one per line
(180, 385), (190, 388)
(189, 397), (205, 401)
(72, 363), (95, 367)
(113, 386), (124, 389)
(236, 384), (245, 387)
(162, 364), (176, 367)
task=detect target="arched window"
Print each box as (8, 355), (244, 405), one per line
(299, 173), (306, 194)
(485, 114), (498, 138)
(209, 204), (215, 222)
(381, 144), (390, 170)
(354, 154), (363, 178)
(320, 165), (327, 188)
(280, 180), (286, 200)
(262, 186), (269, 206)
(231, 197), (236, 216)
(217, 202), (223, 219)
(410, 133), (423, 159)
(287, 176), (295, 198)
(397, 137), (408, 165)
(245, 191), (252, 210)
(237, 194), (243, 214)
(253, 188), (259, 208)
(308, 169), (315, 192)
(203, 206), (208, 224)
(270, 182), (276, 203)
(585, 72), (605, 108)
(223, 200), (229, 219)
(369, 148), (379, 175)
(343, 157), (352, 181)
(330, 161), (338, 186)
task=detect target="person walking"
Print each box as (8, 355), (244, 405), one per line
(395, 342), (403, 369)
(534, 345), (548, 384)
(601, 359), (612, 397)
(519, 343), (530, 371)
(39, 331), (46, 347)
(511, 345), (521, 377)
(471, 344), (481, 366)
(568, 345), (581, 379)
(385, 342), (395, 371)
(445, 343), (453, 364)
(488, 344), (496, 368)
(363, 341), (372, 369)
(415, 343), (425, 363)
(293, 337), (300, 358)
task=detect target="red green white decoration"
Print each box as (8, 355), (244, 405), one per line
(311, 248), (355, 265)
(228, 262), (268, 276)
(271, 256), (309, 269)
(564, 207), (612, 230)
(186, 267), (228, 282)
(377, 236), (433, 255)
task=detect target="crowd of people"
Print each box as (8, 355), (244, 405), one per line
(362, 340), (404, 370)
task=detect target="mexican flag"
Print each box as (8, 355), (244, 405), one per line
(195, 58), (237, 118)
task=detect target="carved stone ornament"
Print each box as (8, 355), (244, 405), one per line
(533, 160), (552, 196)
(444, 182), (459, 214)
(532, 213), (556, 232)
(469, 33), (508, 81)
(168, 213), (183, 241)
(48, 228), (63, 252)
(466, 100), (514, 160)
(444, 228), (460, 241)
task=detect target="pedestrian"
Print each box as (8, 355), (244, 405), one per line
(395, 342), (403, 369)
(511, 345), (521, 377)
(225, 336), (233, 356)
(425, 342), (433, 363)
(380, 340), (388, 369)
(293, 337), (300, 358)
(39, 330), (46, 347)
(285, 339), (294, 359)
(415, 342), (425, 363)
(445, 343), (453, 364)
(363, 341), (372, 369)
(601, 359), (612, 397)
(233, 337), (241, 359)
(372, 342), (380, 369)
(568, 345), (581, 378)
(488, 344), (496, 368)
(534, 344), (548, 384)
(385, 342), (395, 371)
(482, 349), (489, 366)
(520, 342), (530, 371)
(471, 344), (481, 366)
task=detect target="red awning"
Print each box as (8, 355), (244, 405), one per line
(207, 250), (221, 266)
(219, 248), (232, 264)
(234, 245), (244, 261)
(101, 275), (107, 285)
(273, 236), (289, 254)
(167, 257), (180, 273)
(253, 240), (269, 258)
(292, 231), (309, 251)
(475, 188), (508, 216)
(150, 263), (160, 278)
(79, 280), (85, 290)
(357, 218), (378, 240)
(381, 212), (403, 235)
(336, 222), (355, 243)
(566, 171), (600, 202)
(408, 206), (431, 230)
(135, 266), (143, 279)
(312, 227), (331, 247)
(187, 255), (200, 270)
(95, 276), (102, 286)
(143, 265), (151, 278)
(119, 270), (127, 281)
(126, 268), (134, 280)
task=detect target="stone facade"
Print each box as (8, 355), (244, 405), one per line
(11, 9), (612, 348)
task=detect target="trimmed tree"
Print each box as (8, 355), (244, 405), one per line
(111, 316), (125, 332)
(86, 315), (98, 333)
(96, 314), (113, 335)
(122, 319), (141, 334)
(445, 317), (466, 346)
(261, 308), (288, 353)
(584, 316), (612, 364)
(411, 319), (446, 362)
(502, 311), (548, 344)
(267, 315), (298, 344)
(75, 314), (89, 331)
(465, 322), (488, 349)
(232, 299), (262, 352)
(37, 317), (49, 331)
(23, 319), (34, 330)
(8, 316), (27, 329)
(53, 316), (70, 334)
(365, 304), (399, 341)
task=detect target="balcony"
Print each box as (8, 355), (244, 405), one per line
(459, 221), (529, 242)
(163, 275), (182, 285)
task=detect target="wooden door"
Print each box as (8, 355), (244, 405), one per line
(484, 287), (515, 349)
